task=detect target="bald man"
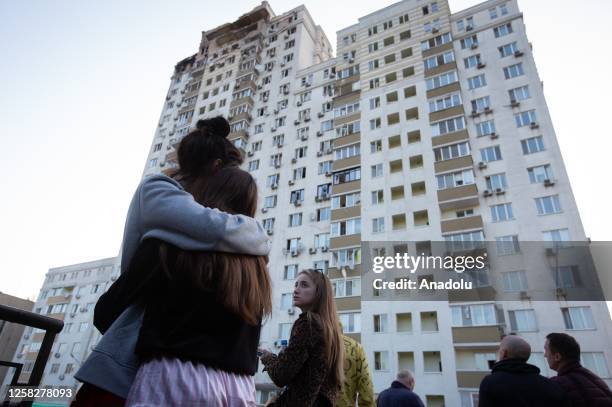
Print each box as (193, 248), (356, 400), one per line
(377, 370), (424, 407)
(478, 335), (569, 407)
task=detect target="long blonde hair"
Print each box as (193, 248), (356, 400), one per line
(298, 269), (344, 389)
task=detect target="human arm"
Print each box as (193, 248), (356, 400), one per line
(94, 239), (162, 334)
(259, 317), (313, 387)
(138, 175), (271, 256)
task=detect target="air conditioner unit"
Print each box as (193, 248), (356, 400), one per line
(466, 25), (473, 31)
(59, 374), (65, 381)
(310, 213), (316, 221)
(288, 179), (295, 185)
(325, 148), (332, 154)
(545, 247), (556, 256)
(315, 196), (322, 202)
(287, 308), (295, 315)
(321, 246), (329, 253)
(301, 135), (308, 141)
(69, 313), (76, 318)
(514, 50), (524, 57)
(274, 109), (279, 114)
(484, 106), (492, 113)
(271, 183), (278, 190)
(490, 132), (499, 139)
(478, 162), (487, 170)
(277, 142), (284, 148)
(294, 119), (301, 125)
(431, 27), (439, 33)
(530, 122), (539, 129)
(54, 352), (61, 358)
(261, 207), (268, 213)
(271, 127), (277, 132)
(544, 178), (556, 187)
(283, 89), (290, 95)
(257, 85), (263, 90)
(284, 34), (289, 39)
(483, 189), (493, 197)
(317, 151), (323, 157)
(280, 62), (286, 67)
(470, 110), (480, 118)
(248, 151), (254, 157)
(520, 291), (531, 300)
(263, 96), (269, 102)
(317, 112), (324, 118)
(304, 116), (310, 122)
(294, 200), (302, 207)
(325, 171), (332, 177)
(556, 288), (567, 297)
(290, 249), (300, 257)
(316, 131), (323, 137)
(510, 100), (520, 108)
(275, 163), (282, 168)
(305, 82), (311, 87)
(291, 157), (297, 164)
(297, 101), (302, 106)
(477, 62), (486, 69)
(16, 353), (23, 359)
(80, 308), (87, 313)
(495, 188), (506, 195)
(309, 247), (318, 254)
(75, 294), (81, 299)
(470, 43), (478, 50)
(329, 73), (336, 78)
(267, 229), (274, 235)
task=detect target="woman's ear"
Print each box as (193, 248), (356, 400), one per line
(212, 158), (223, 172)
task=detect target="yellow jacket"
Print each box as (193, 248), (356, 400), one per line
(337, 335), (375, 407)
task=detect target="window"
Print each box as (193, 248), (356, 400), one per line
(264, 195), (277, 208)
(434, 142), (470, 161)
(383, 36), (394, 47)
(370, 118), (381, 130)
(399, 14), (409, 24)
(371, 190), (384, 205)
(289, 213), (302, 227)
(543, 228), (570, 244)
(331, 192), (361, 209)
(374, 351), (389, 371)
(509, 85), (531, 102)
(314, 233), (330, 249)
(460, 35), (478, 49)
(480, 145), (502, 162)
(262, 218), (274, 234)
(290, 189), (305, 204)
(451, 304), (496, 326)
(556, 265), (582, 288)
(486, 173), (508, 190)
(467, 74), (487, 89)
(515, 110), (537, 127)
(436, 169), (475, 190)
(370, 97), (380, 110)
(400, 30), (411, 41)
(582, 353), (610, 378)
(280, 293), (292, 310)
(494, 23), (513, 38)
(502, 270), (528, 292)
(371, 164), (383, 178)
(247, 160), (259, 171)
(509, 309), (537, 331)
(420, 32), (452, 51)
(373, 217), (385, 233)
(333, 167), (361, 184)
(368, 25), (378, 36)
(535, 195), (561, 215)
(504, 63), (524, 79)
(464, 54), (482, 69)
(496, 235), (520, 255)
(374, 314), (388, 333)
(528, 164), (553, 183)
(331, 218), (361, 237)
(431, 116), (466, 136)
(424, 51), (455, 70)
(562, 307), (595, 330)
(489, 7), (498, 19)
(426, 71), (458, 90)
(499, 42), (519, 57)
(332, 247), (360, 267)
(317, 207), (331, 221)
(521, 136), (545, 154)
(491, 203), (514, 222)
(429, 93), (462, 113)
(471, 96), (491, 113)
(339, 312), (361, 333)
(476, 120), (496, 137)
(333, 278), (361, 297)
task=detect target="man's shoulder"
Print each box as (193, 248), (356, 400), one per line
(141, 173), (182, 189)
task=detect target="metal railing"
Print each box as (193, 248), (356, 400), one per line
(0, 304), (64, 407)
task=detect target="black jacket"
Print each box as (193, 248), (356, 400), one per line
(551, 362), (612, 407)
(478, 358), (569, 407)
(94, 238), (262, 375)
(377, 381), (425, 407)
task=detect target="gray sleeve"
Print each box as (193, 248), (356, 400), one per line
(138, 175), (272, 256)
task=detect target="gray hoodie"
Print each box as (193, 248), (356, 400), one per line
(74, 174), (271, 397)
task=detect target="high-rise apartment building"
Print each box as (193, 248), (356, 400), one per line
(143, 0), (612, 405)
(1, 257), (117, 397)
(5, 0), (609, 405)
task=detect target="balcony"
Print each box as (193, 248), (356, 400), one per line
(331, 179), (360, 195)
(330, 233), (361, 249)
(456, 371), (488, 388)
(424, 61), (458, 78)
(332, 155), (360, 172)
(431, 129), (469, 147)
(452, 325), (503, 344)
(441, 215), (484, 234)
(437, 184), (479, 211)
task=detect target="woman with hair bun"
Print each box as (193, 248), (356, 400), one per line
(72, 116), (271, 406)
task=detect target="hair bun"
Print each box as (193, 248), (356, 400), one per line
(196, 116), (230, 138)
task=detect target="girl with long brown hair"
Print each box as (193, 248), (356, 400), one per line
(95, 166), (272, 406)
(259, 269), (344, 406)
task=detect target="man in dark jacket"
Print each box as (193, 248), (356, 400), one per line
(478, 335), (568, 407)
(545, 332), (612, 406)
(377, 370), (424, 407)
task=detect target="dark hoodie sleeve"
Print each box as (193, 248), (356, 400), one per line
(94, 239), (163, 334)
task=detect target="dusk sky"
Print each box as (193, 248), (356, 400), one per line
(1, 0), (610, 300)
